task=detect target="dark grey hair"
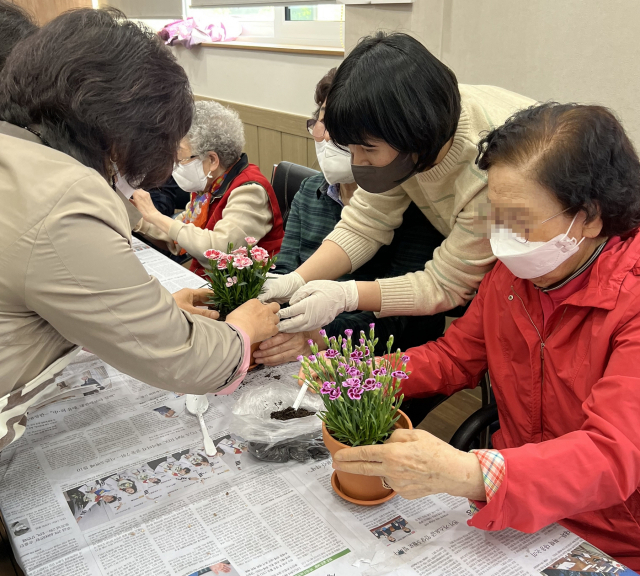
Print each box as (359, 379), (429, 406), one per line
(187, 100), (245, 169)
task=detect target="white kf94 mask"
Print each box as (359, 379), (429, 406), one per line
(490, 213), (585, 279)
(315, 140), (355, 186)
(173, 158), (211, 193)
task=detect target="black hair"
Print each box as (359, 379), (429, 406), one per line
(0, 1), (37, 72)
(476, 102), (640, 237)
(0, 8), (193, 189)
(324, 32), (460, 174)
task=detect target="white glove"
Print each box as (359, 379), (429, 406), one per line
(277, 280), (359, 333)
(258, 272), (306, 304)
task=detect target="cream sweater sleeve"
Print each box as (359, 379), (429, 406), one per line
(376, 188), (495, 317)
(167, 184), (272, 267)
(325, 184), (412, 271)
(134, 218), (181, 255)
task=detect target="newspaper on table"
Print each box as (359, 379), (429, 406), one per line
(0, 241), (635, 576)
(131, 238), (207, 293)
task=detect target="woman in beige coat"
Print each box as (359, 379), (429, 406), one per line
(0, 9), (279, 450)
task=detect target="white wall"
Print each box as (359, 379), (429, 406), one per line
(171, 45), (343, 116)
(345, 0), (640, 146)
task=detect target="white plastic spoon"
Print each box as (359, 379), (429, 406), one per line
(292, 380), (311, 411)
(185, 394), (216, 456)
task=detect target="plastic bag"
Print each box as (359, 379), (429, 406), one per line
(158, 17), (242, 49)
(247, 438), (329, 463)
(230, 380), (324, 447)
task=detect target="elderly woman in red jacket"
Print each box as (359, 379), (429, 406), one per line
(332, 102), (640, 569)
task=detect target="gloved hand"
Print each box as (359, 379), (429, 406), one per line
(258, 272), (306, 305)
(278, 280), (359, 333)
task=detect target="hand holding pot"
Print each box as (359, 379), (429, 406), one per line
(258, 271), (305, 304)
(172, 288), (219, 320)
(226, 299), (280, 344)
(332, 428), (486, 501)
(254, 329), (328, 366)
(278, 280), (359, 333)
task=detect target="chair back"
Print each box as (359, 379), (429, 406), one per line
(271, 162), (320, 226)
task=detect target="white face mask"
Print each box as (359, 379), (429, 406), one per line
(315, 140), (355, 185)
(113, 164), (137, 199)
(490, 213), (585, 280)
(173, 158), (211, 193)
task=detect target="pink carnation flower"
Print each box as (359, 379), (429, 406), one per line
(204, 249), (222, 260)
(217, 258), (229, 270)
(233, 256), (253, 270)
(244, 236), (257, 246)
(225, 278), (234, 288)
(250, 246), (269, 262)
(232, 247), (248, 256)
(343, 377), (361, 388)
(329, 388), (342, 400)
(347, 387), (364, 400)
(363, 378), (377, 390)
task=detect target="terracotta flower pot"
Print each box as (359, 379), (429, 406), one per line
(322, 409), (413, 505)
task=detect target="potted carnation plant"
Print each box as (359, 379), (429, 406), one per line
(298, 325), (412, 505)
(202, 237), (276, 368)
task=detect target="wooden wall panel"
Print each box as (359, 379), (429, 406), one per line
(257, 127), (282, 182)
(243, 124), (260, 168)
(13, 0), (91, 25)
(281, 134), (308, 167)
(307, 139), (320, 171)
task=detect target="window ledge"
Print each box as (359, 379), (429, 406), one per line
(199, 41), (344, 57)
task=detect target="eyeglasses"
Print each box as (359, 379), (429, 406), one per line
(307, 118), (326, 142)
(176, 154), (199, 166)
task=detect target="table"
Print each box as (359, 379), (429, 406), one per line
(0, 241), (632, 576)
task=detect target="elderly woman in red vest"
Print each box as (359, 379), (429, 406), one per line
(132, 100), (284, 277)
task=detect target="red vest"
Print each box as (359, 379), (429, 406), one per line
(190, 163), (284, 278)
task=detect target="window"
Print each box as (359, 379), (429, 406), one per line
(284, 5), (344, 22)
(186, 4), (344, 48)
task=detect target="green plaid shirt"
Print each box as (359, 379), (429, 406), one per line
(276, 173), (446, 352)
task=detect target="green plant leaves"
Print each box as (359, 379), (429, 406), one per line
(300, 328), (408, 447)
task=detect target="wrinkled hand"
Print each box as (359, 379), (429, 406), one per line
(226, 299), (280, 344)
(131, 189), (161, 222)
(278, 280), (359, 333)
(332, 428), (486, 501)
(258, 272), (305, 305)
(172, 288), (219, 320)
(254, 330), (328, 366)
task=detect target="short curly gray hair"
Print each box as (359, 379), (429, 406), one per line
(186, 100), (245, 169)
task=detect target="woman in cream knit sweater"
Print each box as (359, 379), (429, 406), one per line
(261, 32), (535, 332)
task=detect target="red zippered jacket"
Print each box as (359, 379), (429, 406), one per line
(402, 229), (640, 569)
